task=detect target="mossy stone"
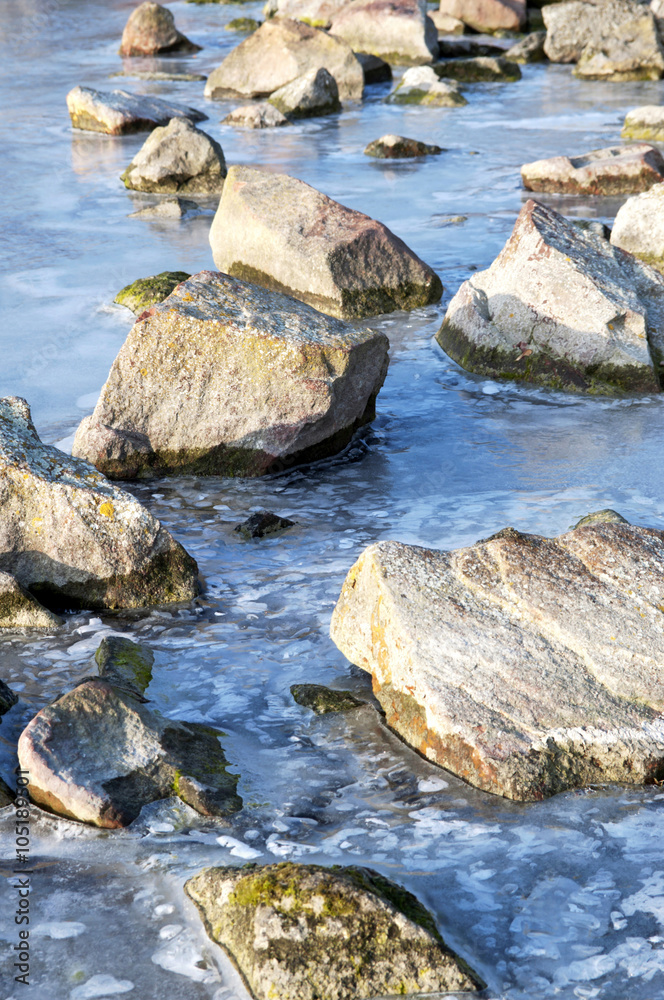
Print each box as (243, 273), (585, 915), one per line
(573, 509), (629, 529)
(226, 17), (261, 31)
(114, 271), (191, 316)
(95, 636), (154, 700)
(290, 683), (365, 714)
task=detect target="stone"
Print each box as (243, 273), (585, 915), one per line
(129, 198), (201, 220)
(0, 677), (18, 716)
(437, 199), (664, 395)
(205, 18), (363, 101)
(505, 30), (546, 62)
(121, 118), (226, 194)
(437, 33), (510, 57)
(0, 572), (63, 629)
(329, 0), (438, 66)
(355, 52), (393, 82)
(109, 70), (207, 81)
(622, 105), (664, 141)
(433, 55), (522, 81)
(0, 777), (14, 806)
(222, 103), (289, 128)
(0, 396), (198, 610)
(262, 0), (349, 26)
(114, 271), (191, 314)
(364, 134), (443, 157)
(18, 680), (241, 827)
(437, 0), (526, 32)
(268, 67), (341, 118)
(235, 511), (296, 539)
(521, 143), (664, 195)
(573, 509), (629, 528)
(387, 65), (467, 104)
(185, 862), (483, 997)
(119, 1), (201, 56)
(330, 521), (664, 800)
(66, 86), (206, 135)
(226, 17), (261, 32)
(210, 166), (442, 318)
(430, 10), (466, 32)
(610, 182), (664, 270)
(94, 636), (154, 701)
(290, 683), (366, 713)
(71, 271), (389, 479)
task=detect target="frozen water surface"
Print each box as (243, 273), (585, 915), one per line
(2, 1), (664, 998)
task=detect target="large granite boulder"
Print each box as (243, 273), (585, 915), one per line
(0, 397), (197, 609)
(330, 520), (664, 800)
(209, 166), (442, 318)
(119, 1), (201, 56)
(521, 143), (664, 195)
(437, 199), (664, 395)
(120, 118), (226, 194)
(268, 67), (341, 118)
(71, 271), (389, 479)
(185, 862), (483, 998)
(610, 182), (664, 270)
(622, 105), (664, 141)
(329, 0), (438, 66)
(433, 55), (521, 81)
(387, 65), (467, 104)
(0, 572), (62, 629)
(66, 86), (206, 135)
(204, 19), (363, 101)
(437, 0), (526, 32)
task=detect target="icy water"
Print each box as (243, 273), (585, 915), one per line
(3, 1), (664, 998)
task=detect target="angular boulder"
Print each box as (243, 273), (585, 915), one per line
(209, 165), (442, 318)
(429, 10), (466, 33)
(330, 520), (664, 800)
(505, 30), (546, 63)
(119, 1), (201, 56)
(0, 571), (63, 629)
(222, 102), (289, 128)
(610, 182), (664, 269)
(0, 396), (197, 609)
(521, 143), (664, 195)
(364, 134), (443, 157)
(622, 105), (664, 141)
(387, 65), (467, 104)
(328, 0), (438, 66)
(437, 0), (526, 32)
(121, 118), (226, 194)
(66, 86), (206, 135)
(437, 199), (664, 395)
(433, 55), (521, 81)
(114, 271), (191, 315)
(204, 18), (363, 101)
(185, 862), (483, 997)
(268, 67), (341, 118)
(71, 271), (389, 479)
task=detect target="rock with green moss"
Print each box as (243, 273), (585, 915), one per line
(0, 572), (63, 629)
(17, 679), (241, 827)
(72, 271), (389, 479)
(119, 1), (201, 56)
(261, 0), (348, 28)
(121, 118), (226, 195)
(291, 683), (365, 713)
(185, 861), (483, 998)
(235, 510), (296, 538)
(437, 199), (664, 395)
(329, 0), (439, 66)
(66, 86), (206, 135)
(573, 509), (629, 528)
(115, 271), (191, 315)
(622, 106), (664, 141)
(387, 65), (467, 105)
(94, 636), (154, 700)
(610, 183), (664, 271)
(364, 133), (443, 158)
(0, 677), (18, 716)
(226, 16), (261, 31)
(268, 67), (340, 118)
(433, 54), (521, 80)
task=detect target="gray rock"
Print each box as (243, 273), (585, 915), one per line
(573, 509), (629, 528)
(387, 65), (468, 104)
(329, 0), (439, 66)
(128, 198), (201, 220)
(66, 86), (207, 135)
(354, 51), (392, 83)
(0, 677), (18, 716)
(505, 30), (547, 63)
(235, 511), (296, 539)
(437, 0), (526, 32)
(437, 33), (512, 57)
(437, 199), (664, 395)
(262, 0), (349, 27)
(114, 271), (191, 314)
(222, 102), (290, 128)
(109, 70), (207, 82)
(521, 143), (664, 195)
(291, 683), (366, 713)
(364, 133), (443, 157)
(94, 636), (154, 701)
(623, 105), (664, 141)
(0, 396), (198, 610)
(330, 522), (664, 800)
(119, 1), (201, 56)
(185, 862), (484, 997)
(432, 55), (522, 80)
(0, 571), (63, 629)
(268, 67), (341, 118)
(121, 118), (226, 195)
(71, 271), (389, 479)
(611, 182), (664, 270)
(572, 219), (612, 241)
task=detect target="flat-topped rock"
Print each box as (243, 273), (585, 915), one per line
(610, 182), (664, 270)
(437, 199), (664, 395)
(0, 571), (63, 629)
(222, 102), (289, 128)
(521, 143), (664, 195)
(388, 65), (467, 104)
(72, 271), (389, 479)
(622, 105), (664, 141)
(119, 1), (201, 56)
(329, 0), (438, 66)
(330, 520), (664, 800)
(268, 66), (341, 118)
(437, 0), (526, 32)
(121, 118), (226, 194)
(0, 396), (197, 610)
(66, 86), (207, 135)
(364, 134), (443, 157)
(433, 55), (521, 81)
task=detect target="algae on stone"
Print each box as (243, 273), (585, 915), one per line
(114, 271), (191, 315)
(95, 636), (154, 700)
(290, 683), (365, 714)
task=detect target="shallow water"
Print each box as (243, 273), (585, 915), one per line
(3, 2), (664, 998)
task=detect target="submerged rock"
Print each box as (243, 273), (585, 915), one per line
(121, 118), (226, 194)
(129, 198), (201, 220)
(0, 571), (63, 629)
(0, 396), (198, 610)
(185, 862), (483, 997)
(110, 70), (207, 82)
(119, 1), (201, 56)
(94, 636), (154, 701)
(66, 86), (206, 135)
(622, 105), (664, 141)
(209, 165), (442, 318)
(437, 199), (664, 395)
(328, 0), (438, 66)
(0, 677), (18, 717)
(505, 30), (546, 63)
(268, 67), (341, 118)
(437, 33), (510, 57)
(364, 134), (443, 158)
(433, 55), (522, 81)
(521, 143), (664, 195)
(235, 511), (296, 539)
(355, 52), (392, 83)
(291, 683), (366, 713)
(387, 65), (467, 105)
(114, 271), (191, 314)
(72, 271), (389, 479)
(610, 183), (664, 270)
(331, 521), (664, 800)
(222, 103), (289, 128)
(226, 17), (261, 32)
(437, 0), (526, 32)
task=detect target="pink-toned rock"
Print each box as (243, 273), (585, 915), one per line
(119, 1), (200, 57)
(329, 0), (438, 66)
(521, 143), (664, 196)
(437, 0), (526, 32)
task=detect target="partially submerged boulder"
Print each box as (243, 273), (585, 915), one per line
(185, 862), (483, 997)
(114, 271), (191, 315)
(610, 182), (664, 270)
(505, 30), (546, 63)
(71, 271), (389, 479)
(94, 636), (154, 701)
(128, 198), (200, 220)
(66, 86), (206, 135)
(437, 199), (664, 395)
(0, 396), (197, 609)
(119, 1), (201, 56)
(222, 103), (289, 128)
(209, 165), (442, 318)
(226, 17), (261, 32)
(433, 55), (522, 81)
(330, 520), (664, 800)
(328, 0), (438, 66)
(622, 106), (664, 141)
(235, 511), (296, 539)
(437, 0), (526, 32)
(121, 118), (226, 194)
(521, 143), (664, 195)
(387, 65), (467, 105)
(364, 134), (443, 157)
(291, 683), (366, 713)
(0, 572), (63, 629)
(268, 67), (341, 118)
(0, 678), (18, 717)
(355, 52), (392, 83)
(204, 18), (363, 100)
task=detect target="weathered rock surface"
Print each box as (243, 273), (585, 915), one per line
(119, 1), (201, 56)
(0, 777), (14, 806)
(18, 679), (241, 826)
(268, 67), (341, 118)
(226, 16), (261, 32)
(437, 199), (664, 395)
(222, 102), (289, 128)
(235, 511), (296, 539)
(330, 520), (664, 800)
(185, 862), (483, 997)
(291, 683), (366, 713)
(115, 271), (191, 315)
(433, 55), (522, 81)
(437, 0), (526, 32)
(66, 86), (206, 135)
(0, 678), (18, 716)
(355, 52), (393, 83)
(622, 105), (664, 141)
(204, 19), (363, 100)
(129, 198), (201, 220)
(121, 118), (226, 194)
(0, 572), (63, 629)
(610, 182), (664, 269)
(329, 0), (438, 66)
(72, 271), (389, 479)
(209, 165), (442, 318)
(574, 509), (628, 528)
(505, 30), (546, 63)
(262, 0), (349, 27)
(521, 144), (664, 195)
(430, 10), (466, 32)
(0, 396), (197, 609)
(94, 636), (154, 701)
(364, 134), (443, 157)
(388, 65), (467, 104)
(437, 33), (510, 57)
